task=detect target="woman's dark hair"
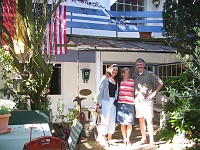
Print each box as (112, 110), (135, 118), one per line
(106, 64), (118, 77)
(105, 64), (121, 83)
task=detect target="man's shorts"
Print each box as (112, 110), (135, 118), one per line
(135, 101), (154, 119)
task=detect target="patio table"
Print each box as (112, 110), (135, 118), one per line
(0, 123), (51, 150)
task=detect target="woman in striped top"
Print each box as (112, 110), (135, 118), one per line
(116, 67), (135, 146)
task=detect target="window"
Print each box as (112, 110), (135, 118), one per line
(172, 65), (177, 76)
(167, 66), (171, 76)
(158, 63), (184, 80)
(177, 64), (182, 75)
(117, 2), (124, 11)
(145, 66), (153, 72)
(49, 64), (61, 95)
(159, 66), (163, 77)
(110, 0), (145, 25)
(111, 2), (117, 11)
(111, 0), (144, 12)
(125, 3), (131, 11)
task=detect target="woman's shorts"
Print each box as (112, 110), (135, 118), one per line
(116, 103), (134, 125)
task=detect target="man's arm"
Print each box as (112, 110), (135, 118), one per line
(146, 81), (163, 101)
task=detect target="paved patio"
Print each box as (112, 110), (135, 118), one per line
(75, 120), (196, 150)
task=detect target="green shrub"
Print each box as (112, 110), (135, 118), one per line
(161, 71), (200, 143)
(155, 127), (176, 142)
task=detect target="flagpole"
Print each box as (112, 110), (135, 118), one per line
(52, 0), (55, 54)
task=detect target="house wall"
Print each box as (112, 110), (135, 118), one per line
(100, 51), (176, 64)
(49, 49), (177, 121)
(0, 0), (174, 122)
(49, 61), (97, 122)
(0, 50), (177, 122)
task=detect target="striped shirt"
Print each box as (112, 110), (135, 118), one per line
(118, 79), (135, 105)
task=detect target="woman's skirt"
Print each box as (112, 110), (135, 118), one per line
(116, 103), (135, 125)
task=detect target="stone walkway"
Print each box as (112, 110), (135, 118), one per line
(75, 120), (197, 150)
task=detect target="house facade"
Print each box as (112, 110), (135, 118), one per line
(47, 0), (182, 121)
(0, 0), (182, 121)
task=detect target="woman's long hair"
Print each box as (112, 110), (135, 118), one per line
(105, 64), (121, 83)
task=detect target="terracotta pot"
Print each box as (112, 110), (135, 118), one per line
(139, 32), (152, 39)
(0, 113), (11, 132)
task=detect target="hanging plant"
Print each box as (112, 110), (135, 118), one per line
(152, 0), (161, 8)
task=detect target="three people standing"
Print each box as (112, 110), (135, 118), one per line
(96, 58), (163, 146)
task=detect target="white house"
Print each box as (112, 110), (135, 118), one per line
(47, 0), (181, 121)
(0, 0), (182, 122)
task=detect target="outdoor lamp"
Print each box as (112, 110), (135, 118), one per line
(13, 79), (24, 94)
(81, 68), (91, 83)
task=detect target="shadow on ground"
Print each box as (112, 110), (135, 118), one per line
(75, 119), (198, 150)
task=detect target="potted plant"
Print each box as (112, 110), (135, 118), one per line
(0, 99), (16, 133)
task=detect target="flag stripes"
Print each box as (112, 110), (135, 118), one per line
(45, 4), (67, 55)
(2, 2), (67, 55)
(1, 0), (16, 46)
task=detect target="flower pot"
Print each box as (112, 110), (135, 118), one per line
(0, 113), (11, 132)
(139, 32), (152, 39)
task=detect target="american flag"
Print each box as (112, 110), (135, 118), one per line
(1, 0), (16, 47)
(44, 4), (67, 55)
(2, 1), (67, 55)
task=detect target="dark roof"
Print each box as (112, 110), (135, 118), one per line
(67, 35), (177, 53)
